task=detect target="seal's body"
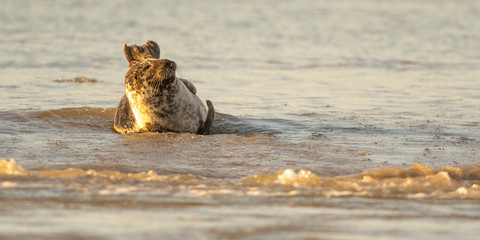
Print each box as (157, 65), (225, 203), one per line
(114, 41), (214, 134)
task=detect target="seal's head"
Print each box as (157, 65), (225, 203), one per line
(123, 40), (161, 68)
(126, 59), (177, 96)
(124, 58), (178, 130)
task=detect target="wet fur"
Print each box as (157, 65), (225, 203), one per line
(114, 40), (214, 134)
(115, 59), (214, 134)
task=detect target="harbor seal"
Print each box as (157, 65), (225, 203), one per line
(114, 41), (214, 134)
(123, 40), (198, 95)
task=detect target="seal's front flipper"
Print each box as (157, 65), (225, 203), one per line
(198, 100), (215, 135)
(179, 78), (197, 95)
(114, 94), (137, 134)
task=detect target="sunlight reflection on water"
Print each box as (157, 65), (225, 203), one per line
(1, 0), (480, 239)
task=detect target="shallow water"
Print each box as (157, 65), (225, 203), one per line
(1, 0), (480, 239)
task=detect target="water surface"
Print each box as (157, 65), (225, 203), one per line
(1, 0), (480, 239)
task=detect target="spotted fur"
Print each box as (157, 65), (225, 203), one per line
(114, 59), (214, 134)
(114, 40), (214, 134)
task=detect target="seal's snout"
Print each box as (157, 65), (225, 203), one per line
(164, 59), (177, 71)
(153, 59), (177, 72)
(155, 59), (176, 76)
(148, 59), (176, 89)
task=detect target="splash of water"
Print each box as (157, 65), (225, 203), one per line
(239, 163), (480, 199)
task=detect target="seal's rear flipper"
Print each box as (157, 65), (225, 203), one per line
(123, 43), (136, 64)
(123, 40), (161, 68)
(198, 100), (215, 135)
(145, 40), (160, 59)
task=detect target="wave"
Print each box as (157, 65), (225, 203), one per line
(35, 107), (116, 119)
(241, 163), (480, 199)
(0, 107), (289, 136)
(2, 159), (479, 199)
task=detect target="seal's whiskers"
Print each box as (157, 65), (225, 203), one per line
(176, 66), (183, 78)
(151, 76), (163, 95)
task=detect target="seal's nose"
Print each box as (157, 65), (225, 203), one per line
(165, 59), (176, 69)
